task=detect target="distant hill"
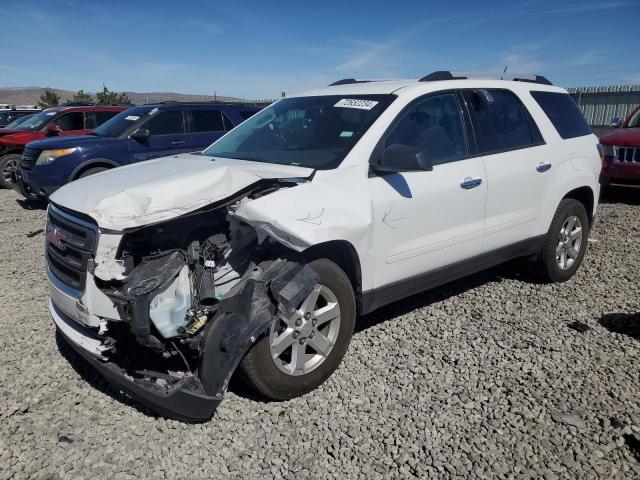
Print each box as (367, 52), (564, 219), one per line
(0, 87), (245, 106)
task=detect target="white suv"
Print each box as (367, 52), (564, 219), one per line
(47, 72), (601, 420)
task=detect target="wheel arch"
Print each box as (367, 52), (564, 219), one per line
(302, 240), (363, 313)
(69, 158), (119, 181)
(562, 186), (595, 226)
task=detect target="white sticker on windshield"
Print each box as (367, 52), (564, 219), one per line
(334, 99), (379, 110)
(340, 131), (353, 137)
(149, 108), (159, 115)
(125, 115), (140, 121)
(46, 112), (56, 116)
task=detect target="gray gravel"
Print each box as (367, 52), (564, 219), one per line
(1, 187), (639, 479)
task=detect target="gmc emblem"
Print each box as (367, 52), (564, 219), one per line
(46, 224), (66, 251)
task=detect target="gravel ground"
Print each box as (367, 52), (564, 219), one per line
(1, 187), (639, 480)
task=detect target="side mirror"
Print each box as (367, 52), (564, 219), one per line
(46, 124), (62, 137)
(371, 144), (433, 173)
(131, 128), (150, 142)
(610, 117), (622, 128)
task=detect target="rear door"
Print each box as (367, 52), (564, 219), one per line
(369, 91), (487, 288)
(54, 112), (88, 136)
(464, 88), (554, 251)
(187, 108), (230, 151)
(130, 109), (189, 162)
(84, 110), (120, 130)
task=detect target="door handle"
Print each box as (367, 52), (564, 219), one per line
(536, 162), (552, 173)
(460, 177), (483, 189)
(171, 140), (187, 145)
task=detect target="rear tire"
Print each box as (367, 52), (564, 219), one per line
(0, 154), (20, 189)
(531, 198), (589, 283)
(239, 258), (356, 400)
(77, 166), (109, 179)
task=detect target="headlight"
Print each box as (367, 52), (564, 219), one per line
(35, 148), (78, 165)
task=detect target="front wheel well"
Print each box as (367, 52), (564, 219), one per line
(302, 240), (362, 310)
(562, 186), (595, 226)
(72, 161), (115, 180)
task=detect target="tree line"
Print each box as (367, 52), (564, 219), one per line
(38, 85), (133, 108)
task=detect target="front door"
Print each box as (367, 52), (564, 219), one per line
(369, 91), (487, 289)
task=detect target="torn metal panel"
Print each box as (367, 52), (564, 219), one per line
(92, 233), (125, 281)
(49, 154), (313, 230)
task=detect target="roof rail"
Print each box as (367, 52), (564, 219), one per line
(329, 79), (375, 86)
(419, 70), (553, 86)
(512, 75), (553, 86)
(419, 71), (467, 82)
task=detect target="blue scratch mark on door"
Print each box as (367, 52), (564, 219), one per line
(382, 204), (405, 229)
(297, 208), (325, 225)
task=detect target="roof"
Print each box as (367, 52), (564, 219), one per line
(294, 76), (566, 98)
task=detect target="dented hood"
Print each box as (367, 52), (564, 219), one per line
(50, 153), (313, 230)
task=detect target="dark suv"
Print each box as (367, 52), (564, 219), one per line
(15, 102), (262, 198)
(0, 105), (126, 188)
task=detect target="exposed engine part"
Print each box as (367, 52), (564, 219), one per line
(185, 312), (208, 334)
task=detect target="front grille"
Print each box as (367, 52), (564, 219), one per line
(21, 147), (39, 170)
(613, 146), (640, 164)
(46, 204), (98, 291)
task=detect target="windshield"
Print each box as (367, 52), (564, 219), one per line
(203, 94), (396, 169)
(92, 106), (154, 137)
(14, 110), (58, 131)
(626, 108), (640, 128)
(4, 114), (34, 129)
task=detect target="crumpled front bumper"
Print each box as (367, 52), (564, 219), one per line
(51, 301), (221, 422)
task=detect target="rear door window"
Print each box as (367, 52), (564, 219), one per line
(530, 91), (592, 139)
(55, 112), (85, 131)
(465, 89), (543, 153)
(85, 112), (117, 129)
(144, 110), (185, 135)
(190, 110), (225, 132)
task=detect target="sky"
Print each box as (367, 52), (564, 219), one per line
(1, 0), (639, 98)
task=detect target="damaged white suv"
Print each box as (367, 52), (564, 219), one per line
(48, 72), (601, 420)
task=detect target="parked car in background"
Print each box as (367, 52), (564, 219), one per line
(3, 114), (35, 129)
(600, 106), (640, 188)
(0, 105), (126, 188)
(0, 108), (40, 128)
(14, 102), (262, 199)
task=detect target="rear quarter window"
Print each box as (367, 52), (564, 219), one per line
(530, 91), (592, 139)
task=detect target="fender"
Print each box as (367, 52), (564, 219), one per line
(68, 158), (120, 181)
(234, 166), (377, 291)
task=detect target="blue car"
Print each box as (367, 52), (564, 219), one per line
(15, 102), (262, 198)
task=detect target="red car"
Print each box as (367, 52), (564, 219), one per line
(0, 105), (126, 189)
(600, 106), (640, 187)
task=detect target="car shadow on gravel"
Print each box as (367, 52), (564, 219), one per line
(15, 197), (48, 210)
(355, 260), (534, 334)
(598, 313), (640, 341)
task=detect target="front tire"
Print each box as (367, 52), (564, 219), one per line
(0, 154), (20, 189)
(239, 258), (356, 400)
(531, 198), (589, 283)
(77, 166), (109, 179)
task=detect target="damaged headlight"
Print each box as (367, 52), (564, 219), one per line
(36, 147), (78, 165)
